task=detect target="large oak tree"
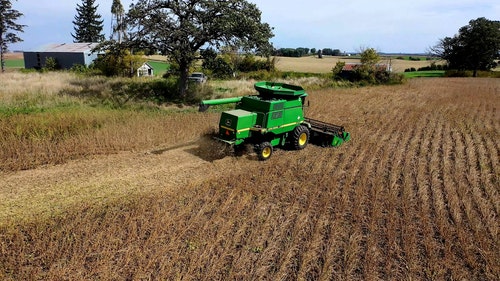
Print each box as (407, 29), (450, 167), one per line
(431, 17), (500, 76)
(0, 0), (25, 72)
(126, 0), (274, 97)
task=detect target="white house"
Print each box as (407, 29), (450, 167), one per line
(137, 62), (154, 77)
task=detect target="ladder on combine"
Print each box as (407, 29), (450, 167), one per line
(305, 118), (351, 147)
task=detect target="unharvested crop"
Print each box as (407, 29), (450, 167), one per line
(0, 72), (221, 171)
(0, 78), (498, 280)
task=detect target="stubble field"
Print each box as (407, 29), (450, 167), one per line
(0, 77), (498, 280)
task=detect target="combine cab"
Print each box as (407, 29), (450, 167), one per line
(199, 81), (350, 160)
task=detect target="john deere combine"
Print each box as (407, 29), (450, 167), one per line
(199, 81), (350, 160)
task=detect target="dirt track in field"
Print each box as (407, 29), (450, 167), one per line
(0, 139), (258, 225)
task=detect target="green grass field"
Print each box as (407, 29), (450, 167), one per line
(147, 60), (170, 76)
(4, 59), (24, 68)
(403, 70), (445, 78)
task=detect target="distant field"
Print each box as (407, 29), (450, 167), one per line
(3, 53), (24, 69)
(4, 53), (497, 75)
(108, 54), (440, 74)
(274, 55), (440, 73)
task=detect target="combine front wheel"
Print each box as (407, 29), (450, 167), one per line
(255, 142), (273, 161)
(292, 125), (310, 150)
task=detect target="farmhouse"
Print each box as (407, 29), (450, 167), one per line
(24, 43), (100, 69)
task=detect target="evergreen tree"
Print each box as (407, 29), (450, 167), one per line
(72, 0), (105, 43)
(0, 0), (25, 72)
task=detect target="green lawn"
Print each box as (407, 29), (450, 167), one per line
(147, 61), (170, 76)
(4, 59), (24, 68)
(403, 70), (445, 78)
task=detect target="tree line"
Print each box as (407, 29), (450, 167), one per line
(273, 48), (344, 57)
(0, 0), (499, 87)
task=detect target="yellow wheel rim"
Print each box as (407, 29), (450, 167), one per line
(299, 133), (307, 146)
(262, 147), (272, 158)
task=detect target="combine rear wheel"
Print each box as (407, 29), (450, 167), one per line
(255, 142), (273, 161)
(292, 125), (310, 150)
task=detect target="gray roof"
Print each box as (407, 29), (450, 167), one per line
(29, 43), (99, 53)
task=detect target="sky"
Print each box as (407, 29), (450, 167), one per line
(9, 0), (500, 54)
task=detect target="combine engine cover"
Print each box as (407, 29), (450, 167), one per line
(217, 109), (257, 145)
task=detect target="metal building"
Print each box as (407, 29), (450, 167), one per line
(23, 43), (100, 69)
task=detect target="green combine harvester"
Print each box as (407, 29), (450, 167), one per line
(199, 81), (350, 160)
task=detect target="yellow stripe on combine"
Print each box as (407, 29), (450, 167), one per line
(226, 122), (302, 134)
(221, 126), (252, 134)
(221, 125), (235, 132)
(266, 122), (300, 132)
(237, 128), (251, 133)
(281, 122), (300, 128)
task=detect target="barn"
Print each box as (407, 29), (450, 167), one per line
(23, 43), (100, 69)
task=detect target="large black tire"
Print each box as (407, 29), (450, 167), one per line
(292, 125), (310, 150)
(255, 142), (273, 161)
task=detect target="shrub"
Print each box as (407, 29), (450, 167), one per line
(201, 49), (234, 78)
(332, 61), (346, 78)
(236, 54), (275, 73)
(93, 50), (146, 77)
(444, 70), (500, 78)
(444, 70), (473, 77)
(62, 76), (208, 106)
(185, 82), (214, 104)
(70, 64), (97, 75)
(418, 62), (448, 71)
(44, 57), (60, 71)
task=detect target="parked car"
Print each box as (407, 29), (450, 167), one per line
(187, 72), (207, 83)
